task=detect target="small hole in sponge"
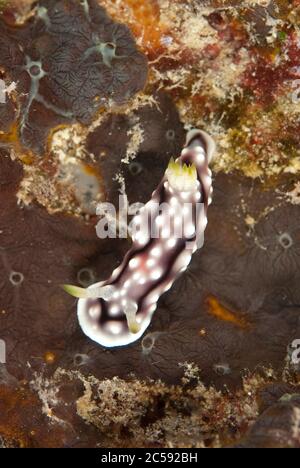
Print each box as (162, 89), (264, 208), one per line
(9, 271), (24, 286)
(73, 353), (90, 367)
(129, 162), (143, 176)
(77, 268), (96, 287)
(29, 65), (41, 77)
(141, 332), (164, 356)
(278, 233), (293, 250)
(213, 363), (231, 376)
(142, 336), (154, 352)
(105, 42), (116, 51)
(166, 129), (176, 141)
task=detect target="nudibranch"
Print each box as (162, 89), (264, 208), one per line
(63, 129), (215, 347)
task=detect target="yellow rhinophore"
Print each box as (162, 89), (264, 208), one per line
(166, 159), (198, 192)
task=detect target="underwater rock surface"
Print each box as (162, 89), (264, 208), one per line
(0, 0), (300, 449)
(0, 0), (148, 153)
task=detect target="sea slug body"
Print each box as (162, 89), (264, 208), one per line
(64, 129), (215, 347)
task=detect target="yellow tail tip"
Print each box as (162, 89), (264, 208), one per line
(129, 323), (141, 334)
